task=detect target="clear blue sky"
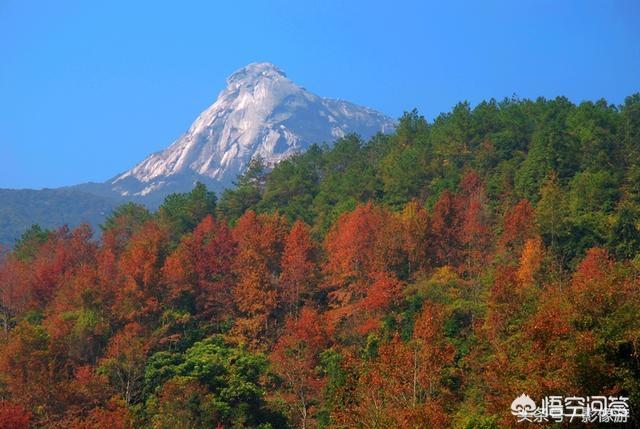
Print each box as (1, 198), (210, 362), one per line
(1, 0), (638, 189)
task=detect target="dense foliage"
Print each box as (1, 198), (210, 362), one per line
(1, 95), (639, 428)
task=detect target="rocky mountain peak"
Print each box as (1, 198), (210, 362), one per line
(109, 63), (395, 200)
(225, 62), (287, 86)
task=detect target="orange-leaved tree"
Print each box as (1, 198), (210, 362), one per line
(323, 203), (404, 338)
(163, 214), (236, 322)
(231, 210), (288, 348)
(270, 307), (328, 429)
(278, 220), (319, 318)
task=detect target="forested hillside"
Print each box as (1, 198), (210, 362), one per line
(1, 95), (639, 428)
(0, 189), (119, 247)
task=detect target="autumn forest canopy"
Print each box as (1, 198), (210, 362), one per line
(1, 95), (640, 428)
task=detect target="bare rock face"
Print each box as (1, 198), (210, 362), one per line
(110, 62), (395, 198)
